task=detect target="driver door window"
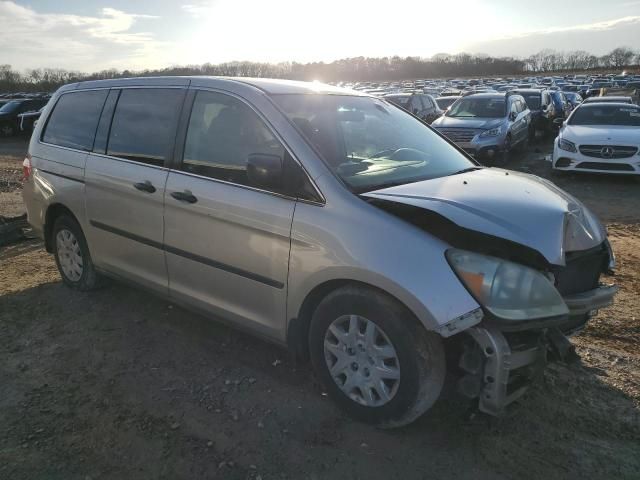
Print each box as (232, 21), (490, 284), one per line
(183, 91), (286, 192)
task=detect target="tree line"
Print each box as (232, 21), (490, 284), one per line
(1, 47), (638, 93)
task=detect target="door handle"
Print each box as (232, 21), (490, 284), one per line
(133, 181), (156, 193)
(171, 190), (198, 204)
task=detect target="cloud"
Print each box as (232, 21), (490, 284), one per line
(0, 1), (164, 71)
(499, 15), (640, 39)
(465, 16), (640, 57)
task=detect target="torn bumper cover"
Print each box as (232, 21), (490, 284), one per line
(564, 284), (618, 316)
(458, 284), (617, 416)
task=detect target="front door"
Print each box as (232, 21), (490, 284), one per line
(163, 90), (295, 338)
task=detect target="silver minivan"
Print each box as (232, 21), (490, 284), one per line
(23, 77), (617, 427)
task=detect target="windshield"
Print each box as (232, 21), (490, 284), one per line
(0, 100), (21, 114)
(446, 97), (505, 118)
(435, 97), (458, 110)
(520, 94), (541, 110)
(273, 94), (476, 193)
(570, 105), (640, 126)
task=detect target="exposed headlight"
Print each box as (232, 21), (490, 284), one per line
(480, 126), (502, 138)
(558, 138), (577, 152)
(446, 249), (569, 321)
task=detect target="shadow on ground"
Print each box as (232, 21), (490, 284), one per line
(1, 275), (639, 480)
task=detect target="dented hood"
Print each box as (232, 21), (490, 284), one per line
(363, 168), (606, 266)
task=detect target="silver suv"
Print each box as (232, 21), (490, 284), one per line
(23, 77), (616, 427)
(431, 92), (532, 164)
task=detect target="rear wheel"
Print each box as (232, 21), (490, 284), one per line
(52, 215), (102, 290)
(309, 285), (445, 428)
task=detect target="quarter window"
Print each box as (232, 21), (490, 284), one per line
(182, 91), (286, 190)
(107, 89), (185, 166)
(42, 90), (108, 151)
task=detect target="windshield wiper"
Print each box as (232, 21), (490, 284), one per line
(447, 166), (483, 176)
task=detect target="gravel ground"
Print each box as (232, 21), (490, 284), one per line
(1, 136), (639, 480)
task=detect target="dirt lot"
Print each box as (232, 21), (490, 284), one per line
(1, 136), (639, 480)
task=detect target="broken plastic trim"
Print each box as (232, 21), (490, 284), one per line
(437, 307), (484, 337)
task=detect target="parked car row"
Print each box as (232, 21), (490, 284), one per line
(340, 72), (640, 101)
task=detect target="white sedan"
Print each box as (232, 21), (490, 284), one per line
(552, 102), (640, 175)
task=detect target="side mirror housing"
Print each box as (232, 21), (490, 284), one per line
(247, 153), (283, 190)
(509, 111), (517, 121)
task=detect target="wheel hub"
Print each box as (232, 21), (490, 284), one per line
(323, 314), (401, 407)
(56, 229), (83, 282)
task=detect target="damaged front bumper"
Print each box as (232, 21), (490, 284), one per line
(457, 283), (618, 416)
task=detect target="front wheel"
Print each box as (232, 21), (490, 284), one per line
(309, 285), (445, 428)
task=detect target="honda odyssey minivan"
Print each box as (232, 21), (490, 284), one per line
(23, 77), (617, 427)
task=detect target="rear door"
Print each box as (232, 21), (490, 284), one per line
(163, 89), (297, 338)
(84, 87), (186, 294)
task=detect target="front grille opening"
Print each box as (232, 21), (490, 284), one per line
(555, 158), (571, 168)
(579, 145), (638, 159)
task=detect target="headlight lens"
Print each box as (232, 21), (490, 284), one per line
(480, 126), (502, 138)
(447, 249), (569, 321)
(558, 138), (577, 152)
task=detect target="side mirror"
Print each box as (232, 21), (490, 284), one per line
(509, 111), (517, 121)
(247, 153), (283, 190)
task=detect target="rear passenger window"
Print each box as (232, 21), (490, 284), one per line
(182, 91), (286, 190)
(42, 90), (108, 151)
(107, 89), (185, 166)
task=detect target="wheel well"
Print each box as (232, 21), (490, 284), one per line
(287, 279), (419, 361)
(44, 204), (77, 253)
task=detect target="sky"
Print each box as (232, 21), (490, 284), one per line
(1, 0), (639, 72)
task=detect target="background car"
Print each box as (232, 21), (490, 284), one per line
(17, 107), (45, 134)
(383, 92), (443, 123)
(564, 92), (583, 109)
(512, 88), (557, 138)
(550, 90), (571, 119)
(0, 98), (48, 136)
(552, 102), (640, 175)
(583, 96), (633, 104)
(431, 92), (531, 164)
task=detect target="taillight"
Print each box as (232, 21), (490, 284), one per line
(22, 154), (32, 181)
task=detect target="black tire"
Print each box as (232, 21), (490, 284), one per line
(0, 123), (15, 137)
(309, 285), (445, 428)
(52, 215), (102, 291)
(495, 136), (511, 166)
